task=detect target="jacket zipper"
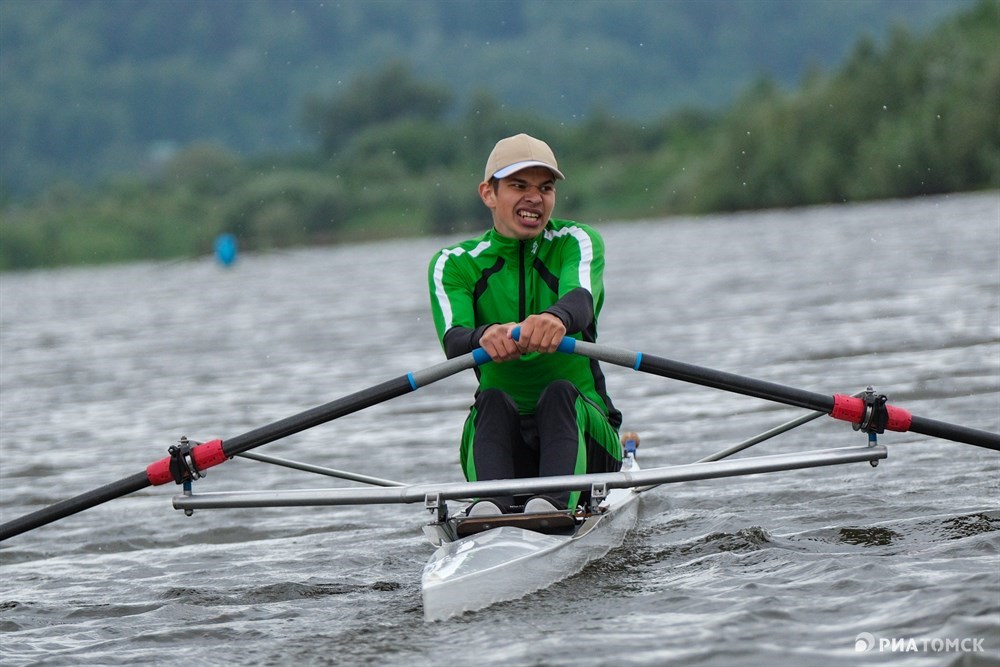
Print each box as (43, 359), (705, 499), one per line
(518, 241), (526, 321)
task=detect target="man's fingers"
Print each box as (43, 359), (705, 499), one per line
(514, 314), (567, 354)
(484, 325), (523, 362)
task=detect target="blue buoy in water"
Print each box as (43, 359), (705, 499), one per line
(214, 233), (238, 267)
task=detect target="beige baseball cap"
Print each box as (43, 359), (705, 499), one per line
(483, 134), (565, 182)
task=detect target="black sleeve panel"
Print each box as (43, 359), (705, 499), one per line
(543, 287), (594, 335)
(442, 324), (495, 359)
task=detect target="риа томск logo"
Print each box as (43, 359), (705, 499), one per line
(855, 632), (985, 654)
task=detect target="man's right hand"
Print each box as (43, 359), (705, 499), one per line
(479, 323), (522, 362)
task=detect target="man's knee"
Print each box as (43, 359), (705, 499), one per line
(537, 380), (578, 412)
(474, 389), (520, 431)
(476, 387), (518, 412)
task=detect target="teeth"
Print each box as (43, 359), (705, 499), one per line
(520, 211), (540, 220)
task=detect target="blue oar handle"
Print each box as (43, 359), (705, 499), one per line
(557, 337), (577, 354)
(510, 326), (642, 368)
(510, 326), (579, 354)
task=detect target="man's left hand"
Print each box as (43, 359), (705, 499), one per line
(516, 313), (566, 354)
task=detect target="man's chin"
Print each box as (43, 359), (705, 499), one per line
(516, 220), (546, 237)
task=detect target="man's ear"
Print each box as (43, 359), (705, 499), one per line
(478, 180), (496, 208)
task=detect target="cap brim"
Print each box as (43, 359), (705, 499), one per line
(492, 160), (565, 180)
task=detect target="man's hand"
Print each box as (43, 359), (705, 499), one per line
(479, 314), (567, 362)
(479, 323), (522, 362)
(516, 313), (566, 354)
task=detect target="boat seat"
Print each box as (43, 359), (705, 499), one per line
(454, 511), (577, 537)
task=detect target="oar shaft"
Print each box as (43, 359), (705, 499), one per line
(566, 339), (1000, 451)
(907, 415), (1000, 450)
(637, 349), (834, 412)
(219, 349), (489, 459)
(221, 375), (413, 459)
(144, 350), (488, 484)
(0, 472), (150, 541)
(566, 337), (833, 410)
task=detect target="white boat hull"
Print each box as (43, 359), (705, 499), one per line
(421, 485), (640, 621)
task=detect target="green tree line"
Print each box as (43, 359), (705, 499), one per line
(1, 0), (997, 271)
(0, 0), (970, 198)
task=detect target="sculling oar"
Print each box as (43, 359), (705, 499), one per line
(509, 328), (998, 451)
(0, 348), (492, 542)
(557, 337), (1000, 451)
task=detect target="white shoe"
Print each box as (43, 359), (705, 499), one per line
(466, 499), (504, 516)
(523, 496), (561, 513)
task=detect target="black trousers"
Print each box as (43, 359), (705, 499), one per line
(460, 380), (622, 510)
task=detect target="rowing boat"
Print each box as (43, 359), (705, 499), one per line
(165, 435), (887, 620)
(421, 439), (641, 621)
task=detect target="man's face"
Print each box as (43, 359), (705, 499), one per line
(479, 166), (557, 240)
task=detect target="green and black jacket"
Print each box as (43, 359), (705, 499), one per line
(428, 218), (621, 428)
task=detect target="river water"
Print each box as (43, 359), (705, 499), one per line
(1, 192), (998, 666)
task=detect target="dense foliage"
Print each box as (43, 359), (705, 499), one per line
(1, 0), (971, 198)
(1, 0), (997, 270)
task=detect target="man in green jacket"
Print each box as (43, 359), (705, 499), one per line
(428, 134), (622, 515)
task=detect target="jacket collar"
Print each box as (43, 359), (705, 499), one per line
(487, 225), (547, 257)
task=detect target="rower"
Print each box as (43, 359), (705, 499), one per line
(427, 134), (624, 517)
